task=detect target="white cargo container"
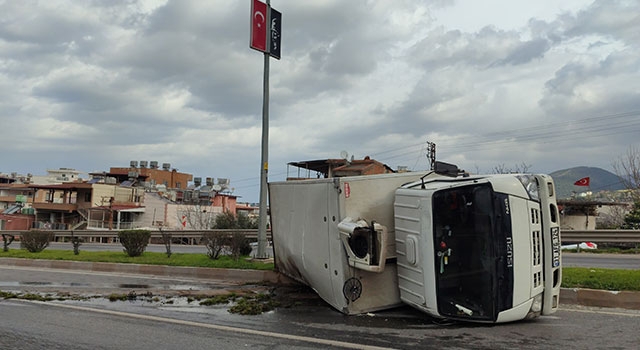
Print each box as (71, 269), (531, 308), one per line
(269, 165), (562, 323)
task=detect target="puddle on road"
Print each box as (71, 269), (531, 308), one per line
(118, 284), (150, 289)
(0, 282), (20, 287)
(21, 281), (52, 286)
(0, 281), (215, 291)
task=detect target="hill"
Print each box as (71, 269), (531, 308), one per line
(549, 166), (624, 199)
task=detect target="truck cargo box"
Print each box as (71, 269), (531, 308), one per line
(269, 172), (429, 314)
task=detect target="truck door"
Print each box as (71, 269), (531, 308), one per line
(300, 181), (338, 305)
(270, 180), (333, 301)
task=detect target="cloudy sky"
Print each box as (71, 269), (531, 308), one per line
(1, 0), (639, 202)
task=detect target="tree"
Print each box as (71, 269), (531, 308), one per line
(613, 145), (640, 201)
(213, 211), (258, 230)
(212, 211), (256, 260)
(621, 201), (640, 229)
(159, 226), (172, 258)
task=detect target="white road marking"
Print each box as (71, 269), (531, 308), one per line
(21, 300), (396, 350)
(559, 306), (640, 317)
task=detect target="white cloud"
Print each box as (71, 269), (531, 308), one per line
(1, 0), (639, 202)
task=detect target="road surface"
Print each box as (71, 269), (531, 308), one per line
(1, 265), (639, 349)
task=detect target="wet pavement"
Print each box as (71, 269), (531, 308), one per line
(2, 260), (640, 349)
(2, 256), (640, 311)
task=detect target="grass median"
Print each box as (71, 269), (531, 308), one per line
(0, 249), (274, 270)
(1, 249), (639, 291)
(561, 267), (640, 291)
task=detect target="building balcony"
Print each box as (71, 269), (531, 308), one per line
(0, 195), (17, 202)
(32, 202), (78, 212)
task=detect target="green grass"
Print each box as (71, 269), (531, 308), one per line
(562, 248), (640, 254)
(0, 249), (274, 270)
(562, 267), (640, 291)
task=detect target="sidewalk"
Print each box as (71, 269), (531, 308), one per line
(2, 257), (639, 310)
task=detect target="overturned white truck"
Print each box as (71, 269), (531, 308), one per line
(269, 162), (562, 323)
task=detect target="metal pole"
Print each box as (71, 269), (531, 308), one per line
(256, 0), (271, 259)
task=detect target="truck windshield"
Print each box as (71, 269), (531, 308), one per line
(432, 183), (511, 321)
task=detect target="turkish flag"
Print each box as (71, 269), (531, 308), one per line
(574, 177), (590, 186)
(250, 0), (268, 52)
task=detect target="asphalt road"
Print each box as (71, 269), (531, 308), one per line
(1, 265), (640, 349)
(0, 300), (330, 350)
(561, 252), (640, 270)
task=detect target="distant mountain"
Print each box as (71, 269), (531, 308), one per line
(549, 166), (624, 199)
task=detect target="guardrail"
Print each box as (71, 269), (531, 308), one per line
(1, 229), (638, 244)
(0, 229), (270, 244)
(560, 229), (640, 243)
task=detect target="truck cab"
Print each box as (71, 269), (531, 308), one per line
(394, 173), (562, 322)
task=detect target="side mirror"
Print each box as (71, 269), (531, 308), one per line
(434, 161), (460, 177)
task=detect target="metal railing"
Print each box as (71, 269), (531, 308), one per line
(0, 229), (270, 244)
(1, 229), (637, 244)
(560, 229), (640, 243)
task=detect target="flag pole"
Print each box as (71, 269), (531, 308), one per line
(256, 0), (271, 259)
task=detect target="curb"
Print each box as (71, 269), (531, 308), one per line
(2, 258), (639, 310)
(0, 257), (296, 285)
(559, 287), (640, 310)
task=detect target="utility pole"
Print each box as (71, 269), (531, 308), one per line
(251, 0), (281, 259)
(426, 141), (436, 170)
(256, 1), (270, 259)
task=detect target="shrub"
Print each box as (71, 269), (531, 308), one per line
(229, 232), (252, 261)
(20, 230), (55, 253)
(70, 233), (82, 255)
(202, 231), (228, 260)
(240, 239), (253, 256)
(118, 229), (151, 257)
(2, 233), (16, 252)
(213, 211), (258, 230)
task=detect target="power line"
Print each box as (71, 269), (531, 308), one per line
(372, 110), (640, 163)
(233, 110), (640, 191)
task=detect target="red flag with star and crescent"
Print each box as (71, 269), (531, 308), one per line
(250, 0), (268, 52)
(574, 177), (590, 186)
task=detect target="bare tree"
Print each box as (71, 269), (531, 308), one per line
(596, 204), (630, 229)
(159, 226), (172, 258)
(613, 145), (640, 200)
(177, 204), (218, 230)
(492, 162), (532, 174)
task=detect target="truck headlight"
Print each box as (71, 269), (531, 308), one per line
(516, 175), (539, 201)
(526, 294), (543, 319)
(531, 294), (542, 313)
